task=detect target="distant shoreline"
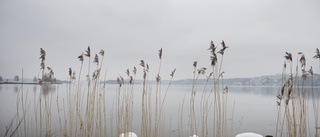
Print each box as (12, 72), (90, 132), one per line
(0, 82), (62, 85)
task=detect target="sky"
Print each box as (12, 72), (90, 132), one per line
(0, 0), (320, 80)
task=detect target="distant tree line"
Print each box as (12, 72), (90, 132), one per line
(0, 75), (20, 83)
(14, 75), (19, 82)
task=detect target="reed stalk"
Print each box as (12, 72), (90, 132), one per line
(15, 83), (21, 136)
(276, 51), (320, 136)
(7, 44), (242, 137)
(312, 48), (320, 136)
(56, 86), (63, 137)
(189, 61), (198, 136)
(178, 89), (188, 137)
(20, 69), (28, 137)
(157, 68), (176, 137)
(102, 68), (108, 137)
(140, 60), (147, 137)
(208, 40), (228, 137)
(76, 53), (84, 137)
(154, 48), (162, 137)
(39, 48), (46, 137)
(275, 62), (286, 137)
(67, 68), (75, 137)
(200, 72), (212, 137)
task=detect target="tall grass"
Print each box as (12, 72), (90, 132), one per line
(9, 42), (232, 137)
(208, 40), (229, 137)
(312, 48), (320, 137)
(276, 49), (320, 137)
(9, 44), (320, 137)
(178, 40), (230, 137)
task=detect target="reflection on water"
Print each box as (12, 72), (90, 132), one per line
(41, 84), (57, 96)
(17, 84), (58, 96)
(0, 84), (57, 96)
(13, 85), (19, 93)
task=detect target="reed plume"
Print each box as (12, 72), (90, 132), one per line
(47, 67), (54, 82)
(217, 40), (228, 55)
(126, 68), (130, 77)
(198, 67), (207, 75)
(129, 76), (133, 85)
(72, 71), (76, 80)
(314, 48), (320, 73)
(208, 41), (217, 66)
(99, 49), (104, 56)
(69, 68), (72, 78)
(284, 52), (293, 85)
(78, 53), (84, 62)
(85, 46), (91, 57)
(280, 84), (285, 98)
(159, 48), (162, 59)
(117, 75), (124, 87)
(284, 52), (292, 62)
(133, 67), (137, 75)
(40, 48), (46, 70)
(94, 54), (99, 65)
(299, 54), (306, 68)
(140, 60), (145, 68)
(170, 69), (176, 77)
(156, 74), (161, 83)
(308, 66), (313, 75)
(309, 66), (319, 137)
(92, 69), (100, 80)
(193, 61), (197, 68)
(313, 48), (320, 59)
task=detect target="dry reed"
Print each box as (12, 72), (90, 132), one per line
(276, 50), (319, 137)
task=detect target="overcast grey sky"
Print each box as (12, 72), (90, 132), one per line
(1, 0), (319, 80)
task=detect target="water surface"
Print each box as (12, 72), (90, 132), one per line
(0, 84), (319, 136)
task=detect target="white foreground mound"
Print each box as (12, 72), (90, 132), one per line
(119, 132), (138, 137)
(235, 132), (263, 137)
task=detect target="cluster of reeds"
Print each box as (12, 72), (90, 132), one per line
(312, 48), (320, 137)
(25, 46), (109, 137)
(10, 48), (58, 137)
(72, 47), (106, 137)
(177, 40), (230, 137)
(276, 49), (319, 137)
(7, 42), (320, 137)
(209, 40), (229, 137)
(189, 61), (210, 137)
(139, 48), (176, 137)
(39, 48), (56, 137)
(115, 66), (136, 137)
(4, 69), (28, 137)
(8, 45), (180, 137)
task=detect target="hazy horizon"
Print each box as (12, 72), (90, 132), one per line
(1, 0), (319, 80)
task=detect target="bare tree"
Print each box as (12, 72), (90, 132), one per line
(14, 75), (19, 82)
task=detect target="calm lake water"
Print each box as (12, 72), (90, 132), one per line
(0, 84), (319, 137)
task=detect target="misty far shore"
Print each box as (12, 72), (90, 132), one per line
(1, 73), (319, 86)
